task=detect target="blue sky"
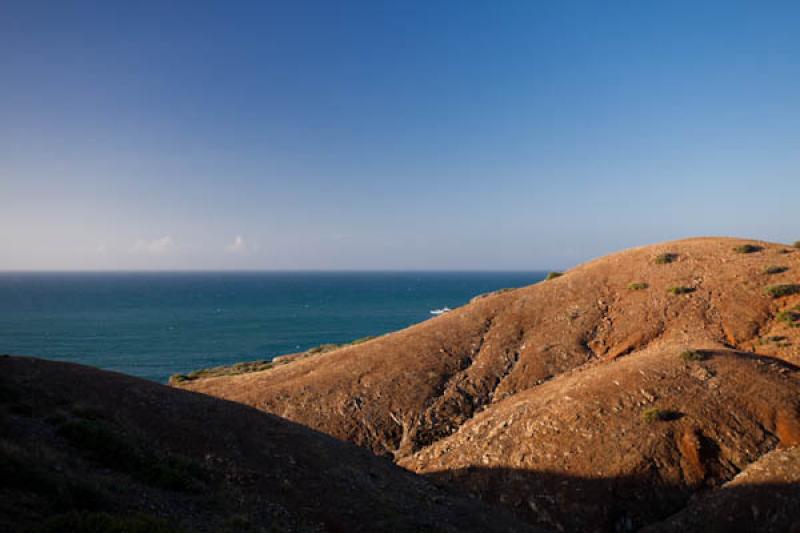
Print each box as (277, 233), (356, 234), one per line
(1, 1), (799, 270)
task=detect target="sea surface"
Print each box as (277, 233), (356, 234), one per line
(0, 271), (544, 383)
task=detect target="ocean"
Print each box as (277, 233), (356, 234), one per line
(0, 271), (544, 383)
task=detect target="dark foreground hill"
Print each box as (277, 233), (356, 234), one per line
(177, 237), (800, 531)
(0, 356), (536, 532)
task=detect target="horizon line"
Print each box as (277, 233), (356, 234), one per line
(0, 268), (552, 274)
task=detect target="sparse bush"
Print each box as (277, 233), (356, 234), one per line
(794, 241), (800, 249)
(765, 284), (800, 298)
(307, 336), (378, 354)
(655, 253), (677, 265)
(470, 287), (516, 302)
(667, 286), (695, 295)
(628, 282), (649, 290)
(545, 271), (563, 281)
(642, 408), (679, 423)
(350, 336), (377, 345)
(171, 335), (380, 384)
(170, 359), (275, 383)
(764, 266), (789, 275)
(680, 349), (706, 362)
(776, 308), (800, 328)
(733, 244), (762, 254)
(306, 343), (340, 354)
(760, 335), (788, 345)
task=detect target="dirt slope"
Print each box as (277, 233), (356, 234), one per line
(0, 356), (536, 532)
(176, 237), (800, 531)
(401, 346), (800, 531)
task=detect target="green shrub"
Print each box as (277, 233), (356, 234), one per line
(680, 349), (706, 362)
(642, 408), (679, 423)
(776, 308), (800, 328)
(733, 244), (762, 254)
(765, 284), (800, 298)
(545, 271), (563, 281)
(169, 359), (275, 383)
(667, 286), (695, 295)
(654, 253), (677, 265)
(627, 282), (649, 290)
(171, 335), (380, 385)
(764, 266), (789, 275)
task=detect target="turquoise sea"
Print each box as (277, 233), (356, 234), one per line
(0, 272), (544, 382)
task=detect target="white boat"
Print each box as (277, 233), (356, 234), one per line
(430, 307), (452, 315)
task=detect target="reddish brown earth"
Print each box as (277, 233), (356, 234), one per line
(178, 237), (800, 531)
(0, 357), (536, 532)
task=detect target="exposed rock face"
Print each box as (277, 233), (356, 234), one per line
(178, 237), (800, 531)
(0, 357), (535, 532)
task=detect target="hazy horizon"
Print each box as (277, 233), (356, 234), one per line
(2, 1), (799, 270)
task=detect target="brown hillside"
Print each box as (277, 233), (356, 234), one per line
(401, 346), (800, 531)
(178, 237), (800, 457)
(176, 237), (800, 531)
(0, 356), (536, 532)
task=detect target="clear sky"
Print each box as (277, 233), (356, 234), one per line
(1, 1), (799, 270)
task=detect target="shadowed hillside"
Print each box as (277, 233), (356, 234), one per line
(0, 356), (536, 532)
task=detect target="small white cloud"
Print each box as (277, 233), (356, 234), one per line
(226, 235), (245, 253)
(131, 236), (174, 254)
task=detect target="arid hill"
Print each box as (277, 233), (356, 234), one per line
(177, 237), (800, 531)
(0, 356), (536, 532)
